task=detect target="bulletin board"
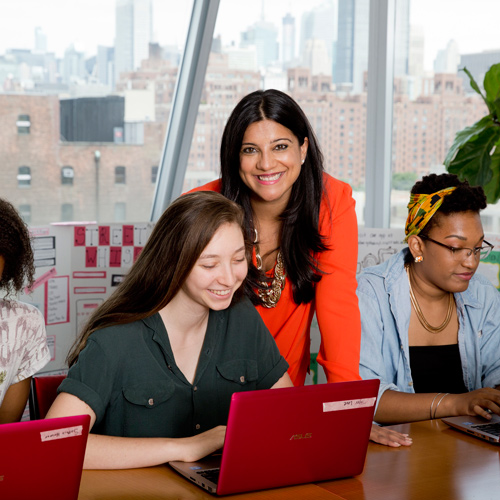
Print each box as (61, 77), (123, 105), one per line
(21, 222), (154, 374)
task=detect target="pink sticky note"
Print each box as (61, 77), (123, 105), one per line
(99, 226), (110, 246)
(74, 227), (86, 246)
(85, 247), (97, 267)
(123, 225), (134, 246)
(110, 247), (122, 267)
(133, 247), (143, 262)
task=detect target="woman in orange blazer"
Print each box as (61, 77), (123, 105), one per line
(191, 89), (412, 447)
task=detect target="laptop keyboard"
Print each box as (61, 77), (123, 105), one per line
(470, 422), (500, 436)
(196, 468), (220, 483)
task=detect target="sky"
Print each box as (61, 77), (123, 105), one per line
(0, 0), (499, 70)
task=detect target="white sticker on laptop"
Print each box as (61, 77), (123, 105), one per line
(40, 425), (83, 442)
(323, 397), (376, 412)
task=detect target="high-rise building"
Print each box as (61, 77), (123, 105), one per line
(34, 27), (47, 53)
(334, 0), (409, 93)
(240, 20), (278, 70)
(460, 49), (500, 93)
(434, 39), (460, 74)
(63, 45), (87, 84)
(97, 46), (115, 88)
(114, 0), (152, 84)
(335, 0), (369, 94)
(300, 1), (338, 64)
(282, 13), (295, 67)
(303, 39), (332, 76)
(408, 24), (424, 77)
(394, 0), (410, 77)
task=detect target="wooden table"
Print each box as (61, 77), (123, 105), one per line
(78, 420), (500, 500)
(320, 419), (500, 500)
(78, 466), (343, 499)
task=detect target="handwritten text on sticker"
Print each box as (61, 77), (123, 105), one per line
(323, 397), (376, 412)
(40, 425), (83, 442)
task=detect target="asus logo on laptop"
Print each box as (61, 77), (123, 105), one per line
(289, 433), (312, 440)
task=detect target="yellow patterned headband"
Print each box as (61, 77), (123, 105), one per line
(404, 187), (457, 242)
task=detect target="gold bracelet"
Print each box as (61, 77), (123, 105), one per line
(433, 393), (450, 419)
(430, 393), (442, 420)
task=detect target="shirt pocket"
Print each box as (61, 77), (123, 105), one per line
(215, 359), (259, 422)
(122, 379), (175, 409)
(216, 359), (259, 387)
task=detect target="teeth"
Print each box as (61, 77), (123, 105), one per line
(258, 173), (282, 181)
(210, 289), (230, 296)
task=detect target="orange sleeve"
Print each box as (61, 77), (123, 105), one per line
(186, 179), (222, 194)
(314, 174), (361, 383)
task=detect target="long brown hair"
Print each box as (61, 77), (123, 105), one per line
(67, 191), (249, 366)
(220, 89), (327, 305)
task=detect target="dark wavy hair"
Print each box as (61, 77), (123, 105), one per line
(220, 89), (327, 304)
(0, 198), (35, 298)
(67, 191), (250, 366)
(405, 173), (487, 264)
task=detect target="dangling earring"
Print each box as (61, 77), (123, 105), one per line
(415, 256), (423, 263)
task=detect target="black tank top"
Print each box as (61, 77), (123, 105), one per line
(409, 344), (467, 394)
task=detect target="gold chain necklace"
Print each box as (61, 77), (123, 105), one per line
(405, 264), (454, 333)
(254, 229), (286, 308)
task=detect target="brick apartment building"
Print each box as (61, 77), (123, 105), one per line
(288, 68), (486, 187)
(0, 93), (165, 225)
(0, 52), (486, 227)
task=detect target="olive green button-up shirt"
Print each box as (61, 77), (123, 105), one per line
(59, 298), (288, 438)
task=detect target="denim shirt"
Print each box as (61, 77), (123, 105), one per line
(357, 248), (500, 413)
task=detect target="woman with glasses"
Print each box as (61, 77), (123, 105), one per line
(357, 173), (500, 424)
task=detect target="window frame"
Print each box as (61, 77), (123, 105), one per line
(150, 0), (395, 228)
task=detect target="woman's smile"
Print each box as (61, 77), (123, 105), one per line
(255, 172), (285, 184)
(239, 119), (308, 208)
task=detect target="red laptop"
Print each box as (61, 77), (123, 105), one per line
(0, 414), (90, 500)
(170, 379), (379, 495)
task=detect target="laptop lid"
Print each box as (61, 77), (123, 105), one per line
(0, 414), (90, 500)
(442, 414), (500, 443)
(171, 379), (379, 495)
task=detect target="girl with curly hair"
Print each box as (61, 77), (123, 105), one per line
(0, 198), (50, 423)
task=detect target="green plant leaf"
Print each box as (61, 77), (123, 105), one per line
(462, 66), (491, 112)
(493, 97), (500, 123)
(444, 115), (494, 166)
(483, 63), (500, 110)
(462, 66), (486, 99)
(447, 127), (500, 186)
(483, 143), (500, 203)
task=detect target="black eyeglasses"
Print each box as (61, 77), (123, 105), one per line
(419, 235), (494, 261)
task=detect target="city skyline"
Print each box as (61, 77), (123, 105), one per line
(1, 1), (499, 72)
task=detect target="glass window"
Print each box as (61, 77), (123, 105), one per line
(61, 203), (74, 221)
(152, 165), (158, 184)
(0, 0), (193, 225)
(17, 166), (31, 187)
(18, 204), (31, 223)
(17, 114), (31, 134)
(61, 166), (74, 185)
(182, 0), (369, 205)
(115, 166), (126, 184)
(114, 202), (126, 222)
(390, 0), (498, 229)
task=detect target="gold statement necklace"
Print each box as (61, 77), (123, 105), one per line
(254, 229), (286, 308)
(405, 264), (454, 333)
